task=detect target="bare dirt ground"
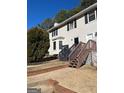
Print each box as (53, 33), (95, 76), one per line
(28, 59), (68, 72)
(28, 64), (68, 76)
(27, 60), (96, 93)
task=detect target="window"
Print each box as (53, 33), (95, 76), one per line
(67, 20), (77, 31)
(53, 31), (55, 36)
(52, 29), (58, 37)
(55, 29), (58, 36)
(87, 33), (93, 36)
(70, 21), (73, 29)
(86, 33), (93, 41)
(59, 41), (63, 49)
(53, 41), (56, 50)
(85, 9), (96, 24)
(89, 11), (95, 22)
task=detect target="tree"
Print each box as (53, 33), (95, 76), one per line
(37, 18), (54, 30)
(36, 0), (97, 29)
(54, 10), (70, 23)
(54, 0), (97, 23)
(68, 6), (82, 17)
(80, 0), (97, 9)
(27, 27), (49, 63)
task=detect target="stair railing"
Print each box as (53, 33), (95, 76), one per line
(58, 43), (77, 61)
(68, 42), (85, 61)
(69, 43), (76, 52)
(76, 40), (96, 67)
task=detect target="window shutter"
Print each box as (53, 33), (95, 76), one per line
(96, 8), (97, 18)
(67, 24), (69, 31)
(85, 14), (88, 24)
(74, 19), (77, 28)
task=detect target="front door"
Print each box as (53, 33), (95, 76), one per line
(74, 37), (79, 45)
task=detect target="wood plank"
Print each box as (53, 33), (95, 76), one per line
(54, 85), (77, 93)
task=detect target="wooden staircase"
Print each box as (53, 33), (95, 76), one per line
(59, 44), (77, 61)
(69, 40), (96, 68)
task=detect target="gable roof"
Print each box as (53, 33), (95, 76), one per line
(48, 3), (97, 32)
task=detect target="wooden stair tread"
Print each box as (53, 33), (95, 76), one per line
(69, 40), (96, 68)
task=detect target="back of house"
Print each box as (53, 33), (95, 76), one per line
(48, 3), (97, 55)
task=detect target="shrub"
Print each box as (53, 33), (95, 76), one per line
(27, 27), (49, 63)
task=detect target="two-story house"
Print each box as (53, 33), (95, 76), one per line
(48, 3), (97, 55)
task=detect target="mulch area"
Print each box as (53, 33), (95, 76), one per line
(27, 64), (68, 76)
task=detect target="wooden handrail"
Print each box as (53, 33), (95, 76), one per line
(68, 42), (85, 61)
(68, 42), (81, 58)
(69, 44), (76, 51)
(59, 43), (77, 61)
(77, 40), (96, 58)
(76, 40), (96, 67)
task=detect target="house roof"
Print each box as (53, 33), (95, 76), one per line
(48, 3), (97, 32)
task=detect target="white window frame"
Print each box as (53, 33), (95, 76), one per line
(85, 9), (97, 24)
(88, 11), (95, 22)
(52, 29), (58, 37)
(67, 20), (77, 31)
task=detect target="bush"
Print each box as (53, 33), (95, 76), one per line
(27, 27), (49, 63)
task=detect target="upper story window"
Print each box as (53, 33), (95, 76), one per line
(52, 29), (58, 37)
(85, 9), (97, 24)
(67, 19), (77, 31)
(70, 21), (73, 29)
(89, 11), (95, 22)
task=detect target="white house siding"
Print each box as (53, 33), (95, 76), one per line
(48, 9), (97, 55)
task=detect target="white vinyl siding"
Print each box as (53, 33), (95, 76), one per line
(48, 6), (97, 55)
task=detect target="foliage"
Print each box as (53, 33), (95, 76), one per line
(37, 18), (54, 30)
(27, 0), (97, 63)
(54, 10), (70, 23)
(80, 0), (97, 9)
(54, 7), (82, 23)
(27, 27), (49, 63)
(68, 6), (82, 17)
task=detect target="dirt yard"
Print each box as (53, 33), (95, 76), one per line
(27, 59), (68, 72)
(27, 60), (96, 93)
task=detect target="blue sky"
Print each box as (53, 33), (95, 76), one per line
(27, 0), (80, 29)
